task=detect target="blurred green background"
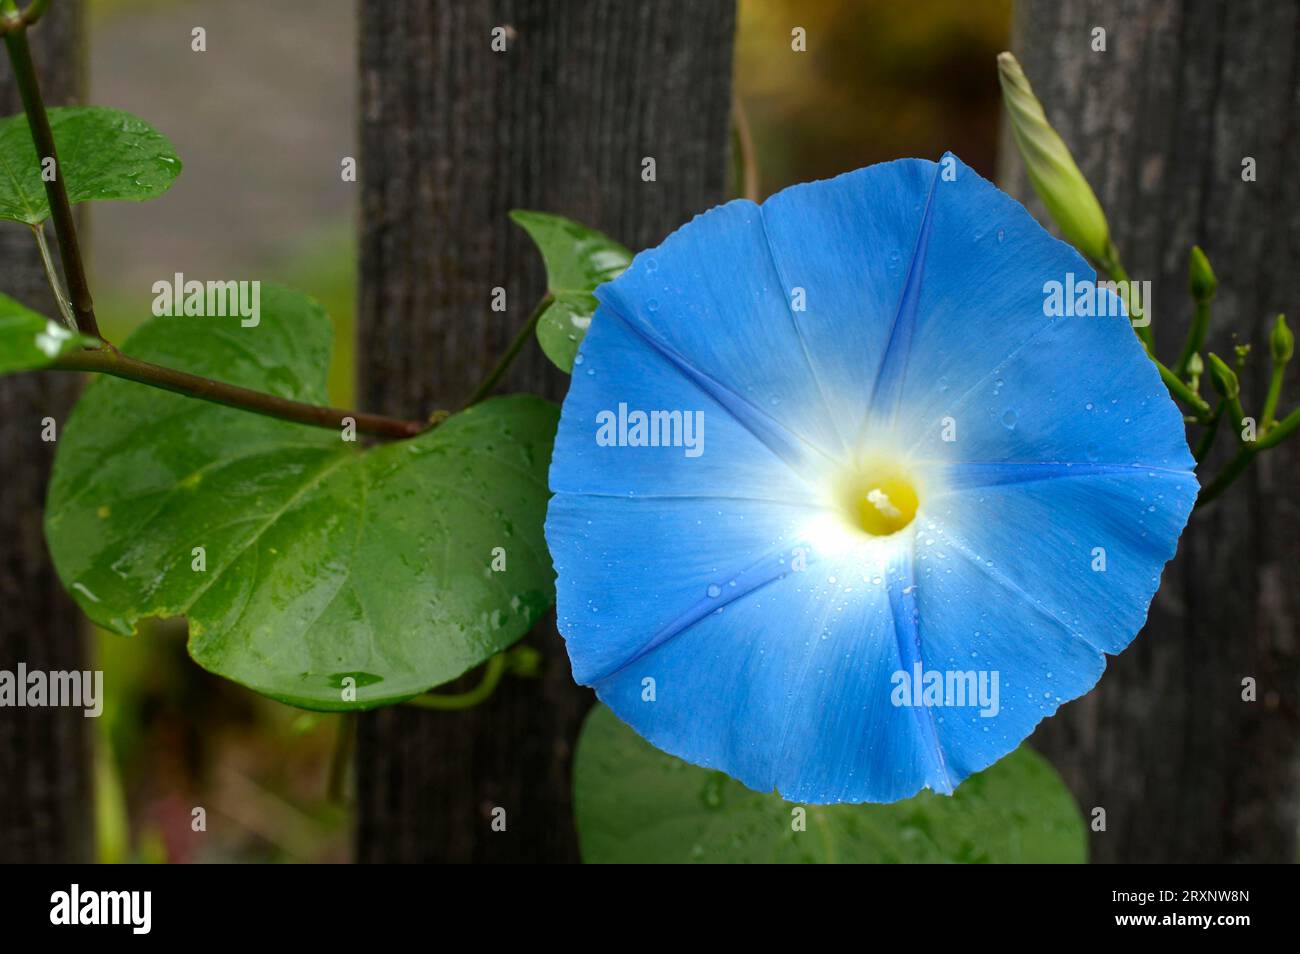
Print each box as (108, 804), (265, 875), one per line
(82, 0), (1010, 862)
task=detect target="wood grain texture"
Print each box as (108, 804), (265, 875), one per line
(0, 1), (91, 864)
(1002, 0), (1300, 862)
(354, 0), (736, 862)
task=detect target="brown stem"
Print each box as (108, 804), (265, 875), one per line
(53, 346), (429, 440)
(3, 18), (101, 339)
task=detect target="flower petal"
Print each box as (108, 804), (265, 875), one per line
(758, 159), (937, 443)
(550, 488), (930, 802)
(549, 304), (817, 501)
(904, 292), (1193, 469)
(905, 464), (1197, 782)
(547, 493), (817, 685)
(595, 199), (858, 466)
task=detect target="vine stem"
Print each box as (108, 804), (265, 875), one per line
(1174, 297), (1211, 380)
(0, 0), (47, 34)
(4, 6), (545, 444)
(731, 93), (760, 203)
(1194, 408), (1300, 509)
(1262, 360), (1286, 429)
(1101, 256), (1155, 352)
(405, 653), (508, 710)
(1194, 446), (1255, 509)
(30, 221), (74, 328)
(462, 294), (552, 408)
(2, 5), (436, 440)
(1193, 399), (1223, 463)
(1154, 356), (1211, 419)
(326, 714), (354, 805)
(2, 9), (101, 339)
(52, 346), (428, 439)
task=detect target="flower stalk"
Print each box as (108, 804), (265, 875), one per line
(462, 293), (552, 408)
(1193, 399), (1223, 463)
(1157, 357), (1211, 419)
(731, 93), (760, 203)
(1195, 445), (1256, 508)
(1262, 314), (1292, 429)
(998, 51), (1153, 349)
(1175, 246), (1216, 379)
(1206, 352), (1246, 440)
(997, 53), (1112, 271)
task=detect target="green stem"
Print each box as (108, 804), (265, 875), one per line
(30, 221), (73, 328)
(1262, 363), (1285, 430)
(406, 653), (508, 710)
(52, 346), (429, 439)
(12, 4), (433, 446)
(3, 14), (101, 339)
(1155, 357), (1211, 419)
(1103, 258), (1154, 352)
(326, 713), (354, 805)
(1194, 445), (1256, 510)
(1194, 401), (1300, 509)
(1225, 395), (1248, 443)
(462, 294), (551, 408)
(1257, 405), (1300, 451)
(1193, 400), (1223, 463)
(1174, 299), (1211, 380)
(0, 0), (48, 33)
(731, 93), (760, 203)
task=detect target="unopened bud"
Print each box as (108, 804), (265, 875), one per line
(1207, 352), (1239, 400)
(1270, 314), (1293, 365)
(1188, 246), (1217, 303)
(998, 52), (1114, 268)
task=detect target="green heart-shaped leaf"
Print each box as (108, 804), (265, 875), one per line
(0, 106), (181, 224)
(573, 704), (1087, 863)
(510, 210), (631, 372)
(45, 284), (557, 710)
(0, 292), (96, 373)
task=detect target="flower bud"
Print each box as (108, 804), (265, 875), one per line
(1270, 314), (1293, 366)
(1188, 246), (1217, 303)
(1206, 352), (1239, 400)
(998, 52), (1115, 268)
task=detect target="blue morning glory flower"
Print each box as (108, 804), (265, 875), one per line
(546, 153), (1197, 804)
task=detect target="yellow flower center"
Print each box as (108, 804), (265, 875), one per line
(842, 464), (919, 537)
